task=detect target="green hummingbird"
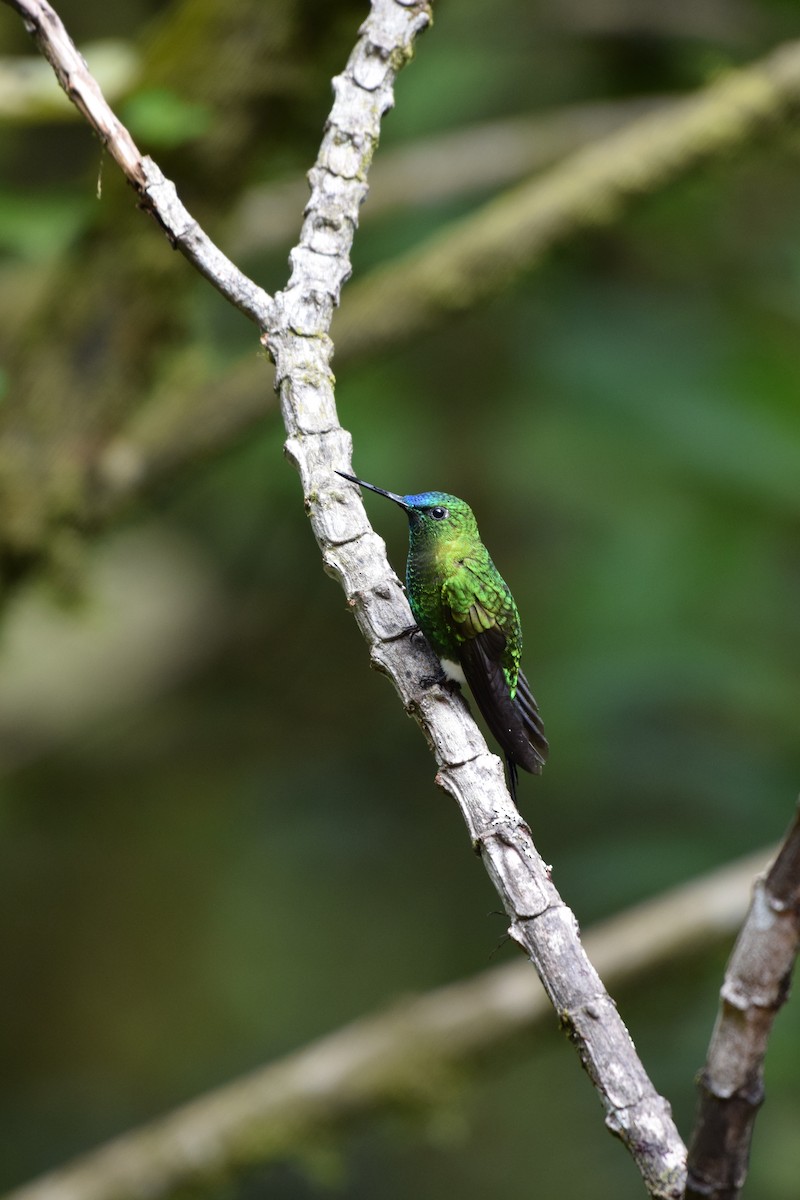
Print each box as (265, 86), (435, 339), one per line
(337, 471), (548, 800)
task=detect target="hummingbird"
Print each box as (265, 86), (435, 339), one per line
(337, 471), (548, 800)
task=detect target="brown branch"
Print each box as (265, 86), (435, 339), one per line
(686, 804), (800, 1199)
(2, 0), (273, 327)
(3, 848), (769, 1200)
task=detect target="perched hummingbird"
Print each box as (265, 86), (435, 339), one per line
(337, 471), (548, 800)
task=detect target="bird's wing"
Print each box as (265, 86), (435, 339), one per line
(442, 575), (548, 775)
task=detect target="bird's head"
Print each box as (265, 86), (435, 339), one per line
(337, 472), (479, 549)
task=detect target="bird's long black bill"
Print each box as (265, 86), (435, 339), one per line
(336, 470), (408, 510)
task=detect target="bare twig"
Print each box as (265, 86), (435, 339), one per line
(686, 805), (800, 1199)
(3, 848), (770, 1200)
(3, 0), (273, 327)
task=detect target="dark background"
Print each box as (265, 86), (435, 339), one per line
(1, 0), (799, 1196)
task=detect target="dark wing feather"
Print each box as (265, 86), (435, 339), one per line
(459, 627), (548, 776)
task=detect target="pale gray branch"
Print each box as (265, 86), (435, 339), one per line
(686, 805), (800, 1199)
(2, 0), (273, 326)
(264, 3), (686, 1194)
(3, 848), (770, 1200)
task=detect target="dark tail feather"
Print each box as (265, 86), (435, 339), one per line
(459, 635), (549, 781)
(513, 670), (548, 774)
(506, 754), (519, 803)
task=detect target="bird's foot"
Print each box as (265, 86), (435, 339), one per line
(420, 667), (461, 692)
(398, 625), (458, 692)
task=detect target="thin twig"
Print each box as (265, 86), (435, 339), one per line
(2, 0), (273, 327)
(2, 848), (770, 1200)
(686, 805), (800, 1199)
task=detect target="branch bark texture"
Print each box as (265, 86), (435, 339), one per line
(686, 806), (800, 1199)
(3, 848), (769, 1200)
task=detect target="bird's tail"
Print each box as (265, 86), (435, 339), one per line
(505, 754), (519, 802)
(512, 669), (548, 775)
(460, 634), (549, 783)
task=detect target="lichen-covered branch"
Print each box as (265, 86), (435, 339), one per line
(2, 0), (273, 326)
(686, 805), (800, 1199)
(3, 848), (769, 1200)
(4, 0), (688, 1194)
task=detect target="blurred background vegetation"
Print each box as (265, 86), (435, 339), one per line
(1, 0), (799, 1196)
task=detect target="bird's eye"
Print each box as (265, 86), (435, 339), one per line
(430, 506), (448, 520)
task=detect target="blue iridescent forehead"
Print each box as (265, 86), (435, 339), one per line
(402, 491), (462, 509)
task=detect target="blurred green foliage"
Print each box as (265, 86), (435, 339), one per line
(121, 87), (213, 147)
(1, 0), (799, 1197)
